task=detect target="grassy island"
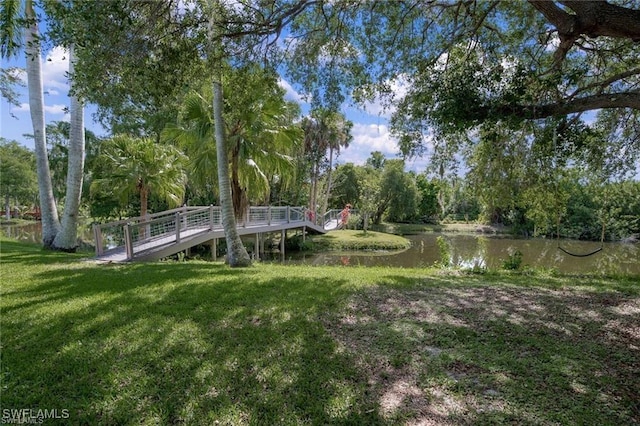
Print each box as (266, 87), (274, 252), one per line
(308, 229), (412, 251)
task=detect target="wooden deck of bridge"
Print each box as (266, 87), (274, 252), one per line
(93, 206), (332, 263)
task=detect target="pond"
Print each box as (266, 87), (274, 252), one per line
(2, 222), (638, 275)
(271, 233), (640, 275)
(1, 221), (95, 250)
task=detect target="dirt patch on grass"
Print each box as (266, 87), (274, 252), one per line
(323, 282), (640, 425)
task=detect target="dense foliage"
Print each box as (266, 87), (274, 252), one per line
(324, 153), (639, 242)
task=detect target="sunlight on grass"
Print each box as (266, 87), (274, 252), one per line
(1, 238), (638, 425)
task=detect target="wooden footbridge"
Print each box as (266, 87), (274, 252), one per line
(93, 206), (341, 262)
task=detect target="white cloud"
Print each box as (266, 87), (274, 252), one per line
(360, 75), (410, 119)
(278, 78), (306, 103)
(13, 103), (30, 112)
(44, 104), (68, 115)
(338, 123), (400, 165)
(336, 120), (434, 173)
(42, 46), (69, 92)
(10, 103), (68, 116)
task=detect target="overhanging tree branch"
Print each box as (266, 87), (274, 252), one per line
(492, 92), (640, 120)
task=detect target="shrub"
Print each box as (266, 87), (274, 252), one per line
(502, 250), (524, 270)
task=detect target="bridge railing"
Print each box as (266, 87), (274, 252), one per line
(93, 207), (202, 256)
(123, 206), (217, 259)
(323, 208), (359, 229)
(94, 205), (313, 260)
(244, 206), (307, 226)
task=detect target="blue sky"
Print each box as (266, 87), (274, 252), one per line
(1, 43), (431, 173)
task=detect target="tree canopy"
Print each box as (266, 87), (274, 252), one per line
(47, 0), (639, 179)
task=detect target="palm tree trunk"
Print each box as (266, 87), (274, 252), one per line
(321, 146), (334, 218)
(310, 160), (319, 214)
(209, 4), (250, 267)
(140, 185), (149, 219)
(230, 144), (248, 220)
(25, 1), (60, 247)
(53, 44), (85, 251)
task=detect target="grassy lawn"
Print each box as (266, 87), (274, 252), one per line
(1, 238), (638, 425)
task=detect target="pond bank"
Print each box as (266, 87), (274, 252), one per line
(372, 222), (512, 236)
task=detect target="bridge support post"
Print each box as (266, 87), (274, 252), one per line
(175, 213), (181, 243)
(210, 238), (217, 261)
(280, 229), (286, 260)
(254, 233), (260, 260)
(124, 223), (134, 260)
(93, 224), (104, 256)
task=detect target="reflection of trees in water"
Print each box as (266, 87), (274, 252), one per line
(1, 223), (42, 244)
(2, 222), (94, 246)
(291, 234), (640, 275)
(591, 243), (639, 275)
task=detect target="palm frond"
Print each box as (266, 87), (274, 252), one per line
(0, 0), (22, 58)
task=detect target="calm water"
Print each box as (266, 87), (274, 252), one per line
(272, 233), (640, 275)
(3, 222), (638, 275)
(1, 222), (94, 247)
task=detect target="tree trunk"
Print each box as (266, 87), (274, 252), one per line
(5, 195), (10, 221)
(209, 5), (250, 267)
(52, 44), (85, 251)
(230, 144), (248, 220)
(310, 160), (319, 215)
(321, 146), (334, 219)
(140, 185), (149, 219)
(25, 2), (60, 247)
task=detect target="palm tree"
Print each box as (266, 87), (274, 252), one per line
(319, 110), (353, 216)
(163, 66), (302, 219)
(90, 135), (186, 219)
(1, 0), (60, 246)
(2, 1), (87, 250)
(52, 43), (85, 250)
(207, 1), (250, 267)
(302, 109), (353, 218)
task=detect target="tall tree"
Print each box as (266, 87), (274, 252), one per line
(164, 65), (302, 219)
(51, 42), (86, 250)
(301, 109), (352, 218)
(2, 1), (90, 250)
(319, 109), (352, 217)
(0, 139), (37, 219)
(285, 1), (640, 176)
(24, 0), (60, 245)
(208, 0), (250, 267)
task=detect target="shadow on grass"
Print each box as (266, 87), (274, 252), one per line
(325, 281), (640, 424)
(2, 261), (388, 424)
(2, 242), (638, 425)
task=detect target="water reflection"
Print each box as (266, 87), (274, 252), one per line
(1, 221), (94, 248)
(1, 222), (44, 244)
(273, 234), (640, 275)
(2, 222), (638, 275)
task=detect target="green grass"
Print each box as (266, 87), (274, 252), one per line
(1, 238), (639, 425)
(310, 230), (412, 251)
